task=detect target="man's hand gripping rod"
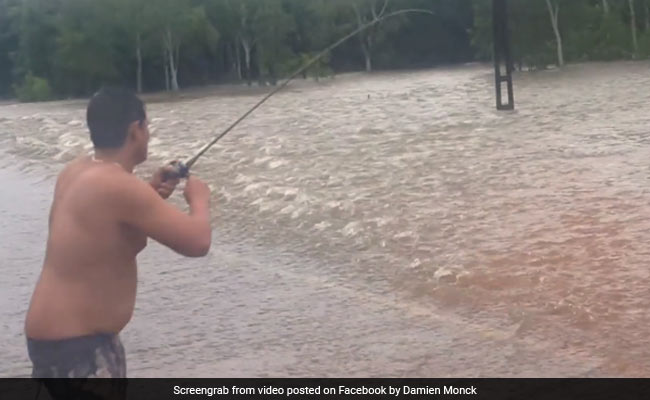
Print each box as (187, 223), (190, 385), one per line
(163, 8), (434, 181)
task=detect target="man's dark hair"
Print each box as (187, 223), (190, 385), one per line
(86, 87), (146, 149)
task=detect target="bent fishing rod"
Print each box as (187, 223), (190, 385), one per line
(164, 8), (434, 180)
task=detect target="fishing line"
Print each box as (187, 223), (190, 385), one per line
(165, 8), (434, 179)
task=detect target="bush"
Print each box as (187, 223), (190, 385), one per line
(580, 16), (631, 61)
(280, 53), (333, 81)
(638, 33), (650, 59)
(14, 73), (53, 102)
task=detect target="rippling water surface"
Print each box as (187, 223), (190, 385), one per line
(3, 62), (650, 377)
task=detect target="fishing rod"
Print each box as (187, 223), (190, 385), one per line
(164, 8), (434, 180)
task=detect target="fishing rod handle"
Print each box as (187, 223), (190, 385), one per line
(162, 161), (190, 181)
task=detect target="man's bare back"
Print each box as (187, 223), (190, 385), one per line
(25, 157), (147, 340)
(24, 88), (212, 385)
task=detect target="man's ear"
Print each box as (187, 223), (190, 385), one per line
(127, 120), (142, 142)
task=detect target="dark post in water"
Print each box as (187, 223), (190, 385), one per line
(493, 0), (515, 110)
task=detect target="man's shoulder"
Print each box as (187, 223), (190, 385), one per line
(58, 161), (149, 200)
(99, 169), (153, 199)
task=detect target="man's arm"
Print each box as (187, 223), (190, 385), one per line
(115, 173), (212, 257)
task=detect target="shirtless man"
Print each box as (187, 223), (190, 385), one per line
(24, 87), (212, 383)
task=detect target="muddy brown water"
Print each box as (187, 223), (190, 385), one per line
(2, 62), (650, 377)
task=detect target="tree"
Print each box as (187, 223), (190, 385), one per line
(53, 0), (121, 95)
(221, 0), (265, 86)
(6, 0), (650, 102)
(350, 0), (392, 72)
(149, 0), (218, 91)
(471, 0), (556, 70)
(252, 0), (296, 85)
(12, 0), (60, 88)
(629, 0), (639, 56)
(545, 0), (564, 67)
(283, 0), (338, 78)
(0, 0), (20, 96)
(113, 0), (152, 93)
(204, 0), (243, 81)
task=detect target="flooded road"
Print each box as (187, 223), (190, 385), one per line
(2, 62), (650, 376)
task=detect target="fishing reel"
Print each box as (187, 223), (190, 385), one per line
(162, 160), (190, 181)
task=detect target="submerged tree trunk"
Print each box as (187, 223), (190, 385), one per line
(362, 43), (372, 72)
(163, 54), (170, 92)
(545, 0), (564, 67)
(136, 32), (143, 93)
(164, 28), (179, 91)
(172, 43), (180, 91)
(602, 0), (610, 15)
(234, 41), (242, 80)
(234, 42), (244, 81)
(224, 42), (232, 78)
(167, 48), (178, 91)
(353, 0), (390, 73)
(241, 38), (252, 86)
(257, 44), (265, 86)
(353, 4), (371, 72)
(629, 0), (639, 56)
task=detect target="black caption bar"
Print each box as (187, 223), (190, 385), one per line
(3, 378), (650, 400)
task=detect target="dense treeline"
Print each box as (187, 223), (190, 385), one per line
(0, 0), (649, 101)
(474, 0), (650, 69)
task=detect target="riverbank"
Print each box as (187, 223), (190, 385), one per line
(1, 62), (488, 106)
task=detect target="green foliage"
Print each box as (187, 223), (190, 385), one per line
(13, 0), (59, 84)
(1, 0), (648, 99)
(472, 0), (648, 69)
(53, 0), (120, 95)
(254, 0), (297, 84)
(282, 52), (334, 81)
(0, 0), (21, 96)
(639, 31), (650, 58)
(14, 72), (53, 102)
(572, 14), (631, 60)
